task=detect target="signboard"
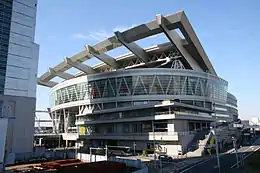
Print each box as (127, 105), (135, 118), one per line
(0, 118), (8, 165)
(79, 126), (86, 135)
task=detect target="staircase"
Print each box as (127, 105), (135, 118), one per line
(185, 130), (209, 152)
(204, 125), (242, 153)
(186, 134), (210, 157)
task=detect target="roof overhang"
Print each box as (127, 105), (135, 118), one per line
(38, 11), (216, 87)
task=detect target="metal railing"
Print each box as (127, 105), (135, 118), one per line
(76, 110), (205, 123)
(81, 131), (197, 136)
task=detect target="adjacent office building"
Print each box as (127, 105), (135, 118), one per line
(0, 0), (39, 154)
(37, 11), (238, 155)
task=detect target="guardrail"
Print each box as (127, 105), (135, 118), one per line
(81, 131), (197, 137)
(76, 110), (208, 123)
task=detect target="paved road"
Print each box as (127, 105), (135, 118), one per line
(181, 138), (260, 173)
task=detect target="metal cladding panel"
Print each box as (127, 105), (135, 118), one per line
(4, 0), (39, 97)
(0, 118), (8, 164)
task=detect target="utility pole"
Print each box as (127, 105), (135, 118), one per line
(213, 103), (221, 173)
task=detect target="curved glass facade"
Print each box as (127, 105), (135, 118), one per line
(50, 71), (228, 107)
(227, 93), (237, 107)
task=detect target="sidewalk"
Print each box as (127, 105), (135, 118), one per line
(160, 157), (206, 173)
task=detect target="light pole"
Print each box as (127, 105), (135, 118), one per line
(152, 120), (156, 168)
(160, 137), (163, 173)
(232, 137), (239, 168)
(133, 142), (136, 156)
(212, 103), (221, 173)
(105, 145), (108, 160)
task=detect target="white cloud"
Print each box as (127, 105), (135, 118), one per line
(72, 31), (112, 41)
(113, 24), (137, 32)
(72, 24), (137, 41)
(88, 30), (112, 41)
(72, 33), (90, 40)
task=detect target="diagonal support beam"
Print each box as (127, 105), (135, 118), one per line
(37, 79), (58, 88)
(48, 68), (74, 80)
(114, 31), (148, 63)
(85, 45), (119, 69)
(156, 14), (196, 70)
(156, 14), (185, 57)
(64, 57), (96, 74)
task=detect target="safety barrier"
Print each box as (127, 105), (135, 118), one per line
(109, 157), (148, 173)
(77, 153), (107, 162)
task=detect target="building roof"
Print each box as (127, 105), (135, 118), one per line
(38, 11), (216, 88)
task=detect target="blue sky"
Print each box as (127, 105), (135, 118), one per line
(35, 0), (260, 120)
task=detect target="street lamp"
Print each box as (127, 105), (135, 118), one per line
(152, 120), (156, 168)
(212, 103), (221, 173)
(232, 136), (239, 168)
(133, 142), (136, 156)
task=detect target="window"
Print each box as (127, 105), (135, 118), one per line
(0, 0), (12, 92)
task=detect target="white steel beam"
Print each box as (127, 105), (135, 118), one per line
(37, 79), (58, 88)
(114, 31), (149, 63)
(64, 57), (96, 74)
(85, 45), (119, 69)
(48, 68), (74, 80)
(156, 14), (200, 70)
(156, 14), (185, 57)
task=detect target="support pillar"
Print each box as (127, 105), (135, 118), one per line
(51, 112), (55, 133)
(66, 140), (68, 148)
(63, 109), (66, 133)
(54, 111), (57, 133)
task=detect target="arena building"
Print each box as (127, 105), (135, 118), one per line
(37, 11), (238, 155)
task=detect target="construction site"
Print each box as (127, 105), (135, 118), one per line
(8, 159), (135, 173)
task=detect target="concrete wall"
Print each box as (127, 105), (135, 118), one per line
(118, 141), (147, 151)
(77, 153), (107, 162)
(167, 120), (175, 132)
(0, 118), (8, 167)
(166, 144), (182, 155)
(113, 140), (185, 155)
(0, 95), (36, 154)
(179, 133), (196, 150)
(168, 119), (188, 132)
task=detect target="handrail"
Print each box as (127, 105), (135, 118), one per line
(83, 131), (197, 136)
(76, 110), (204, 122)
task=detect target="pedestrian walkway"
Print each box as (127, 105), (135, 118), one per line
(161, 157), (205, 173)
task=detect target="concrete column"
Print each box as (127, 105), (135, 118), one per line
(66, 140), (68, 148)
(63, 109), (66, 133)
(51, 112), (55, 133)
(200, 123), (203, 131)
(167, 120), (174, 132)
(54, 111), (57, 133)
(39, 138), (43, 146)
(194, 123), (196, 131)
(172, 120), (188, 132)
